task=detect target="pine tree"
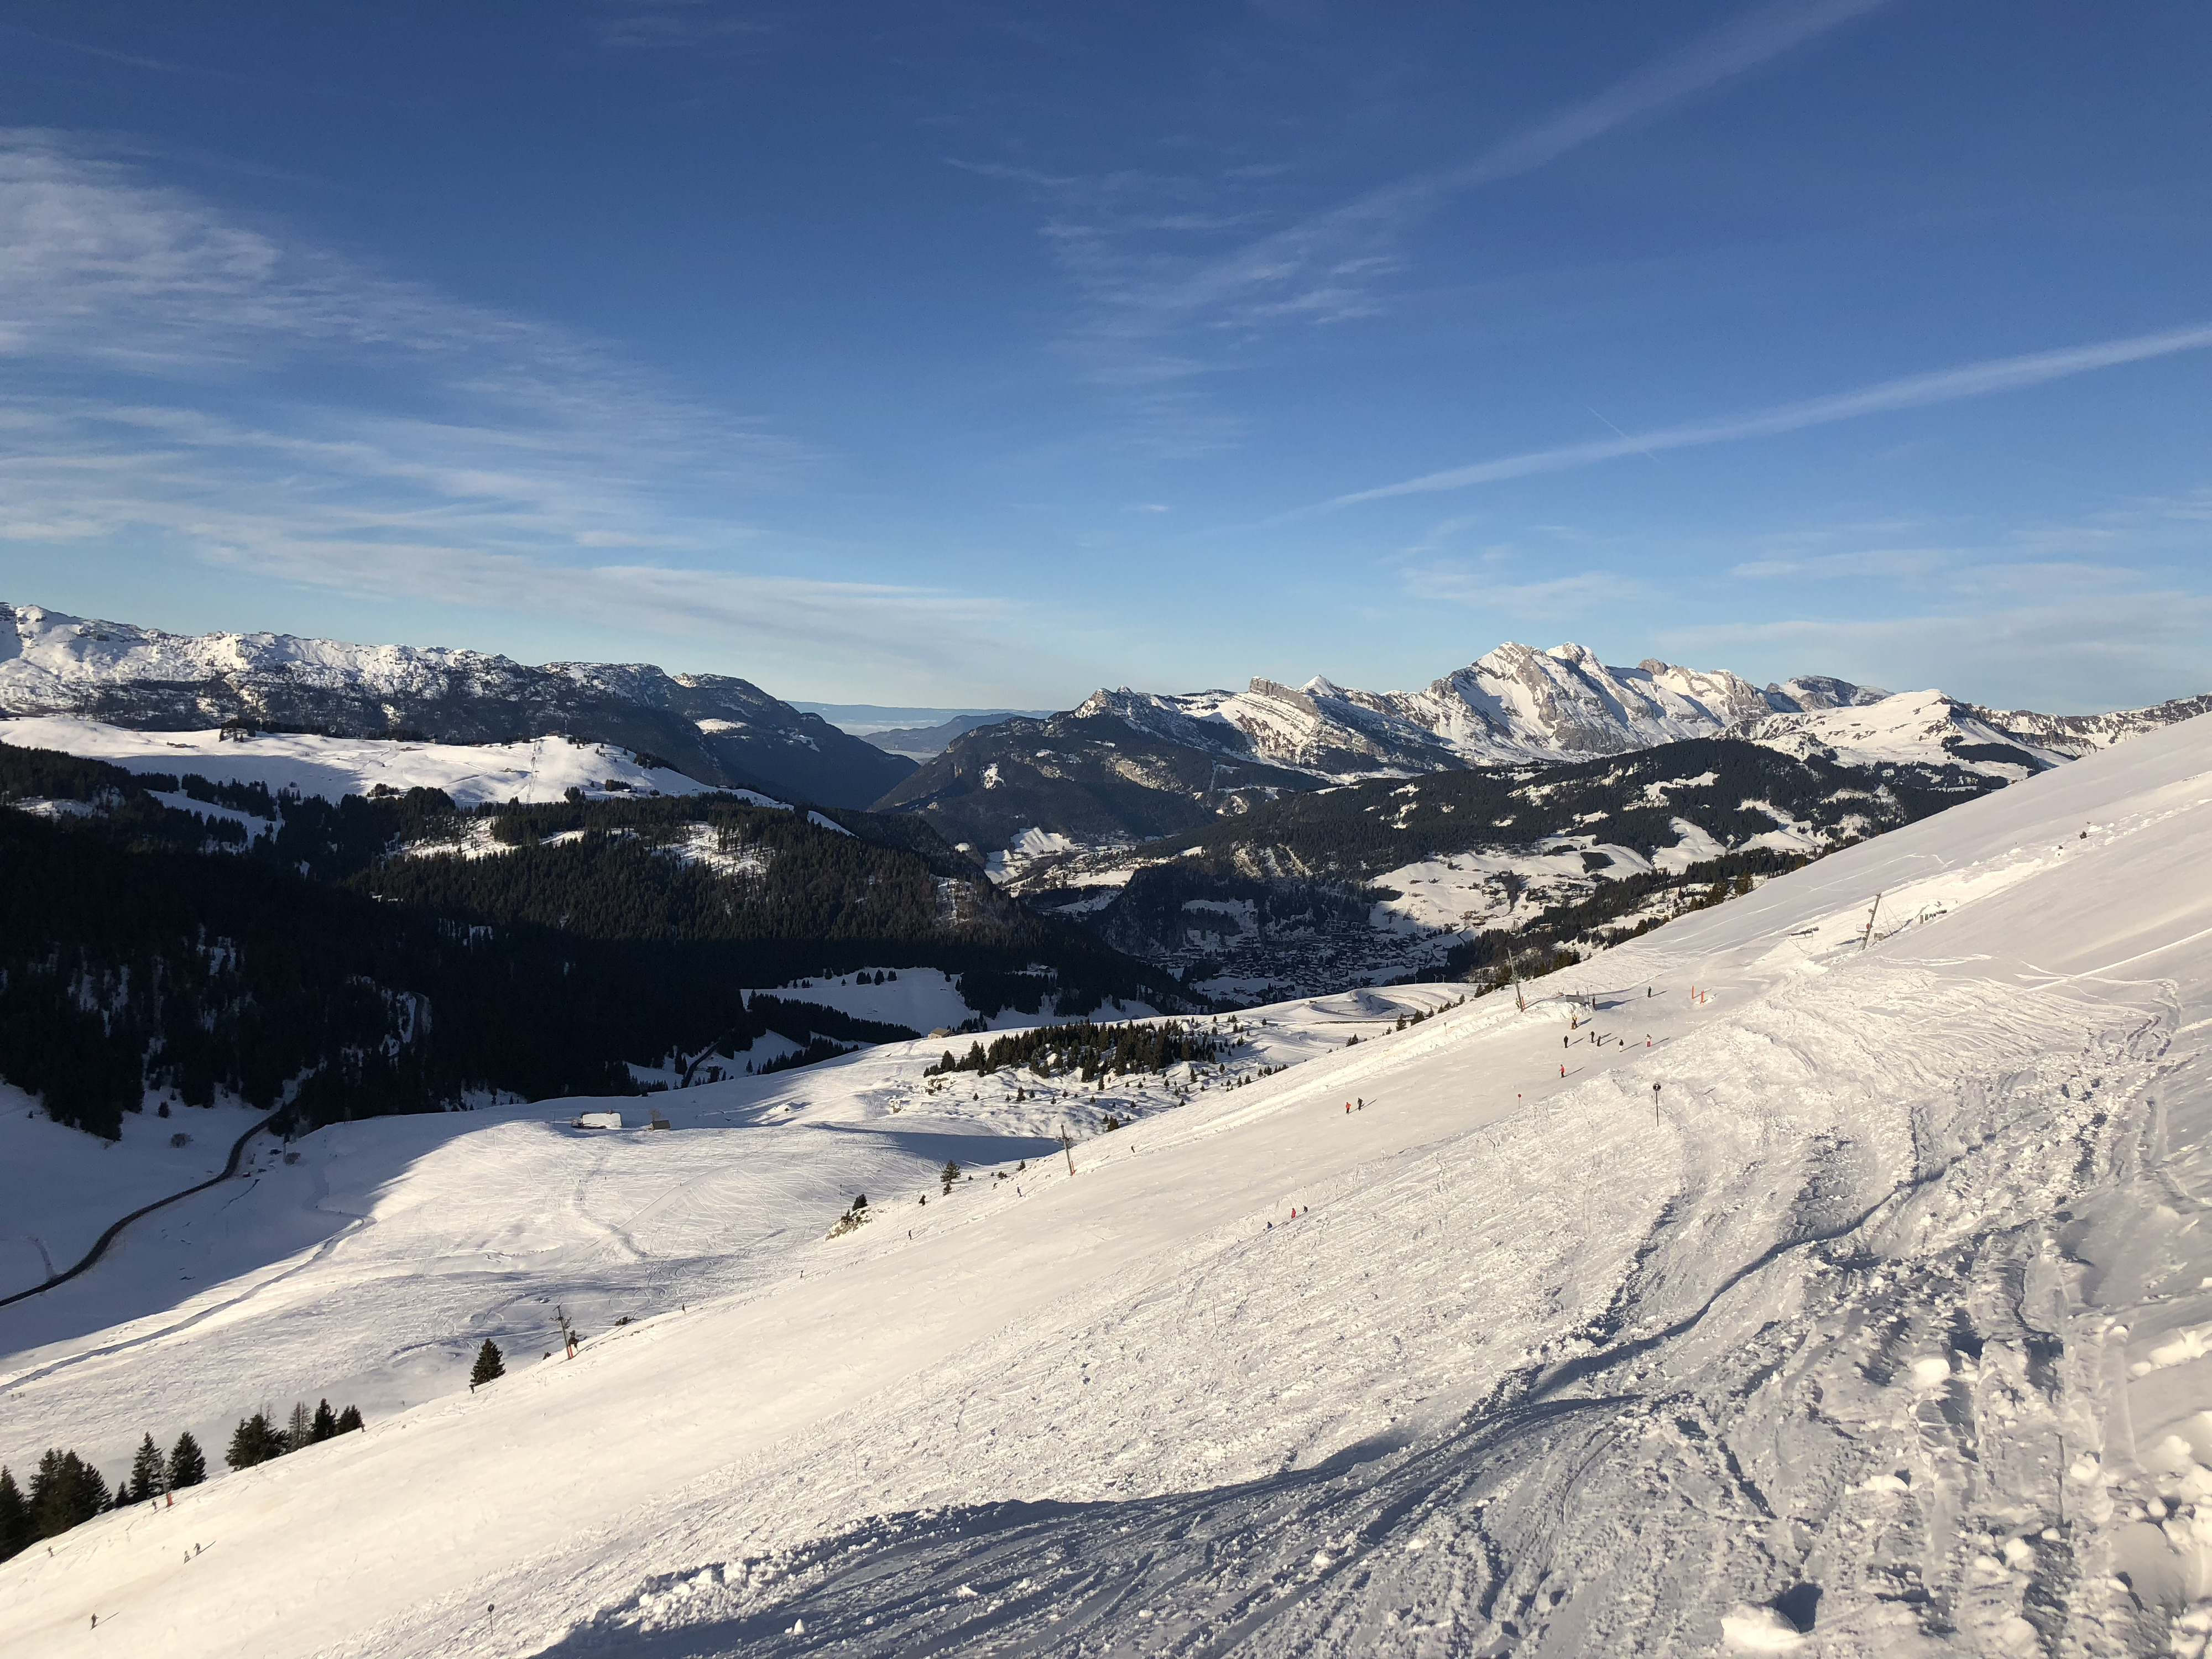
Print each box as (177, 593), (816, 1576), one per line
(285, 1401), (314, 1453)
(469, 1339), (505, 1387)
(29, 1450), (108, 1538)
(225, 1413), (282, 1470)
(334, 1405), (364, 1433)
(166, 1431), (207, 1490)
(126, 1434), (165, 1504)
(309, 1399), (338, 1444)
(0, 1467), (29, 1562)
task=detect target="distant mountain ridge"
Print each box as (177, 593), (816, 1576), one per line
(1057, 643), (1893, 781)
(0, 603), (916, 808)
(886, 641), (2191, 872)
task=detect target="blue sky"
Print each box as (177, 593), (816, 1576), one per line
(1, 2), (2204, 713)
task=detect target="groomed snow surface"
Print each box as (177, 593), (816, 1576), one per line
(3, 717), (2210, 1657)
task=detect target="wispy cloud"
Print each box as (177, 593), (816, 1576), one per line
(1402, 562), (1647, 619)
(1663, 588), (2212, 714)
(0, 395), (1036, 689)
(1729, 546), (1953, 582)
(1112, 0), (1889, 337)
(0, 129), (1054, 692)
(1325, 324), (2212, 507)
(593, 2), (773, 50)
(1375, 490), (2209, 708)
(1730, 547), (2160, 591)
(980, 0), (1888, 451)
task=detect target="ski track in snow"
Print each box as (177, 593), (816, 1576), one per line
(3, 718), (2211, 1658)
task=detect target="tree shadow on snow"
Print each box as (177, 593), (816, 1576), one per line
(795, 1121), (1070, 1168)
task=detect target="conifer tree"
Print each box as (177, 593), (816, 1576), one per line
(225, 1412), (283, 1470)
(334, 1405), (364, 1433)
(0, 1467), (28, 1562)
(284, 1401), (314, 1453)
(127, 1434), (165, 1504)
(29, 1450), (108, 1537)
(470, 1339), (505, 1387)
(166, 1431), (207, 1490)
(310, 1399), (338, 1444)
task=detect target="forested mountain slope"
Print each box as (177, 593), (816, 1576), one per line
(0, 739), (1180, 1144)
(1024, 735), (2008, 998)
(871, 702), (1326, 862)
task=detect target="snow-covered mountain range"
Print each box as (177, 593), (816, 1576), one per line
(948, 640), (2200, 796)
(885, 646), (2205, 878)
(0, 603), (915, 809)
(1079, 642), (1890, 776)
(8, 600), (2203, 884)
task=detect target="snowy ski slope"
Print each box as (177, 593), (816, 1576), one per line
(2, 716), (2208, 1657)
(0, 995), (1368, 1486)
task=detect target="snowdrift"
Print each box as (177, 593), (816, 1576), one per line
(3, 715), (2208, 1657)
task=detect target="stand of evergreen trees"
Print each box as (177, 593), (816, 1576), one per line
(0, 1396), (366, 1563)
(225, 1399), (362, 1470)
(927, 1018), (1227, 1082)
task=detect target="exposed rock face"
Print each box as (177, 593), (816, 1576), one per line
(1039, 644), (1890, 779)
(1971, 693), (2212, 756)
(0, 603), (916, 807)
(1768, 673), (1892, 711)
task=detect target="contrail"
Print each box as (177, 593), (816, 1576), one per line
(1326, 323), (2212, 508)
(1586, 406), (1664, 466)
